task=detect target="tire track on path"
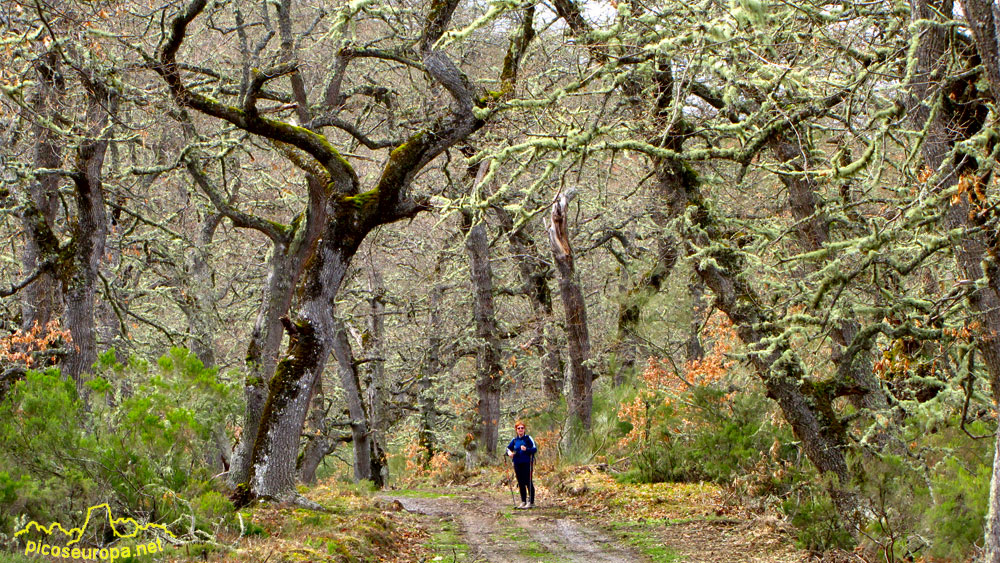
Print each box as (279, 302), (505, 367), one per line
(380, 490), (643, 563)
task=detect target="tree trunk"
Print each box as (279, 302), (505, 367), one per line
(769, 137), (888, 413)
(463, 214), (503, 460)
(20, 50), (64, 332)
(548, 190), (593, 431)
(614, 286), (641, 385)
(499, 209), (563, 400)
(298, 377), (347, 485)
(230, 246), (305, 487)
(690, 215), (858, 520)
(298, 432), (346, 485)
(61, 83), (114, 390)
(911, 1), (1000, 555)
(183, 210), (227, 473)
(213, 0), (328, 487)
(298, 376), (328, 485)
(632, 55), (860, 520)
(209, 424), (232, 476)
(183, 212), (222, 367)
(616, 220), (679, 379)
(419, 271), (446, 465)
(241, 315), (324, 502)
(238, 231), (356, 504)
(363, 269), (388, 486)
(227, 174), (327, 488)
(297, 430), (329, 485)
(635, 136), (860, 519)
(541, 325), (564, 401)
(332, 317), (374, 484)
(180, 204), (227, 480)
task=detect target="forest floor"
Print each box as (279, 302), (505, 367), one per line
(376, 465), (821, 563)
(155, 465), (850, 563)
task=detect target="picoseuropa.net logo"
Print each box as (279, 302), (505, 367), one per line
(14, 503), (175, 561)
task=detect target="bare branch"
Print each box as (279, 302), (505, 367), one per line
(0, 258), (56, 298)
(156, 0), (357, 186)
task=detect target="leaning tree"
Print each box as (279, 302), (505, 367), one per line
(152, 0), (536, 503)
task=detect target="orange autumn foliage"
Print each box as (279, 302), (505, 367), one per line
(617, 313), (738, 448)
(401, 439), (452, 479)
(0, 320), (72, 368)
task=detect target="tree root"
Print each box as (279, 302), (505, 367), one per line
(280, 492), (331, 512)
(233, 485), (331, 512)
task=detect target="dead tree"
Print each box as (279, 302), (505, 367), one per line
(548, 188), (594, 432)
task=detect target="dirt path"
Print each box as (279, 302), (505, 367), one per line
(380, 485), (811, 563)
(380, 490), (643, 563)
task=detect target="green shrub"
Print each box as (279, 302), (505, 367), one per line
(781, 488), (854, 552)
(193, 491), (235, 522)
(616, 385), (782, 485)
(0, 348), (240, 544)
(924, 457), (990, 560)
(851, 452), (929, 561)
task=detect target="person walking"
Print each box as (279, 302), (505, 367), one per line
(505, 421), (537, 509)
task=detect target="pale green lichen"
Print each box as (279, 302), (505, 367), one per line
(435, 0), (522, 50)
(325, 0), (377, 42)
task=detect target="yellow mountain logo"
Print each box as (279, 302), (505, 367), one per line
(15, 503), (174, 561)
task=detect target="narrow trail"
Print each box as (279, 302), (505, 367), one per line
(380, 490), (642, 563)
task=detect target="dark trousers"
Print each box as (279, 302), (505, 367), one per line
(514, 461), (534, 503)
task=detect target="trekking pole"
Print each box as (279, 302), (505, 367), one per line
(505, 454), (517, 506)
(529, 453), (536, 507)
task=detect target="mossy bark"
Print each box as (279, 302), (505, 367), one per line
(909, 1), (1000, 556)
(769, 136), (887, 415)
(242, 318), (323, 502)
(630, 50), (862, 524)
(230, 230), (319, 487)
(229, 173), (329, 487)
(238, 225), (356, 502)
(61, 86), (114, 390)
(694, 241), (857, 508)
(19, 50), (64, 332)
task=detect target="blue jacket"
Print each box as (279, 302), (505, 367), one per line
(506, 434), (537, 465)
